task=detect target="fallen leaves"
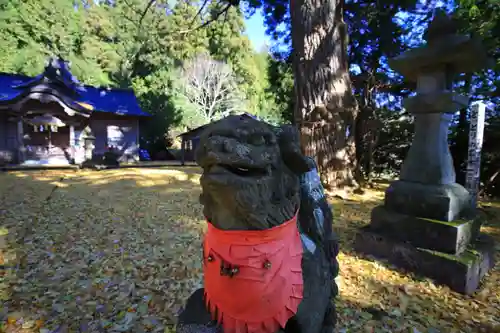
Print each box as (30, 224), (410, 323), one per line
(1, 168), (203, 333)
(330, 185), (500, 333)
(0, 169), (498, 333)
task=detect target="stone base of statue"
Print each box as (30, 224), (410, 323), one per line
(384, 180), (471, 222)
(370, 205), (481, 254)
(355, 225), (495, 295)
(353, 185), (496, 294)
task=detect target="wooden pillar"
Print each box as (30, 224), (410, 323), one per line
(17, 120), (24, 164)
(136, 119), (140, 162)
(180, 137), (186, 166)
(69, 125), (75, 163)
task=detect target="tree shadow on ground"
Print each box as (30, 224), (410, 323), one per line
(0, 167), (205, 332)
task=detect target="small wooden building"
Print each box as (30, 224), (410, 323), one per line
(0, 57), (150, 166)
(178, 113), (258, 165)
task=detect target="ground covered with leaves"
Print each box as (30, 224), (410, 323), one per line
(0, 168), (498, 333)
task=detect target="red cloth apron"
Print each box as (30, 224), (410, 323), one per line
(203, 214), (304, 333)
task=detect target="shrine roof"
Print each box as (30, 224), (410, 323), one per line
(0, 58), (150, 117)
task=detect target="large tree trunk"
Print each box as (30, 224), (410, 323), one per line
(290, 0), (358, 189)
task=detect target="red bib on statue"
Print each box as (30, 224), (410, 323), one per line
(203, 215), (304, 333)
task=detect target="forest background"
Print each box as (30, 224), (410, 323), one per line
(0, 0), (498, 195)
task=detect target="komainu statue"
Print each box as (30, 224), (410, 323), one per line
(176, 115), (339, 333)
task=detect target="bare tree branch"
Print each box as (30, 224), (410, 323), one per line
(189, 0), (211, 27)
(123, 0), (144, 18)
(139, 0), (156, 27)
(177, 54), (243, 127)
(132, 0), (235, 36)
(179, 3), (232, 34)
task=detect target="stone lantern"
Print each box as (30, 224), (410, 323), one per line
(354, 10), (495, 294)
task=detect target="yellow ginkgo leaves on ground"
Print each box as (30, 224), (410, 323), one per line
(329, 187), (500, 333)
(0, 168), (498, 333)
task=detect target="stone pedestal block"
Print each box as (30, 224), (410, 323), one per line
(354, 227), (496, 295)
(371, 205), (482, 255)
(385, 180), (471, 222)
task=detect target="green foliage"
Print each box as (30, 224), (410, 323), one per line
(266, 55), (294, 123)
(0, 0), (285, 156)
(204, 2), (285, 124)
(0, 0), (497, 194)
(371, 109), (414, 177)
(449, 0), (500, 196)
(0, 0), (108, 82)
(454, 0), (499, 99)
(132, 69), (182, 152)
(244, 0), (498, 193)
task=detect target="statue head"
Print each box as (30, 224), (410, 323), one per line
(195, 115), (311, 230)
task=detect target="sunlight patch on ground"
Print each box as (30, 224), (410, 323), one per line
(481, 226), (500, 239)
(482, 200), (500, 209)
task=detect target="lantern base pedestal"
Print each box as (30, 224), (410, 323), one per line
(354, 226), (496, 295)
(370, 205), (482, 255)
(384, 180), (471, 222)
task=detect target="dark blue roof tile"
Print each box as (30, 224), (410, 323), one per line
(0, 71), (149, 117)
(0, 74), (30, 102)
(77, 85), (149, 117)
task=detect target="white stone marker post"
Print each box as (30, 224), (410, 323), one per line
(465, 101), (486, 211)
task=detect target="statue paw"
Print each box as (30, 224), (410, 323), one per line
(176, 288), (212, 327)
(320, 324), (335, 333)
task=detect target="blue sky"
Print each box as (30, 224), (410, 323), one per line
(242, 1), (450, 51)
(243, 9), (270, 51)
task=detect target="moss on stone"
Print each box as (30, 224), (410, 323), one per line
(417, 217), (472, 227)
(419, 246), (481, 266)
